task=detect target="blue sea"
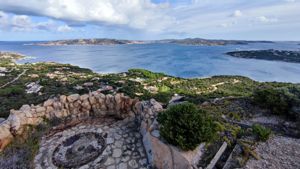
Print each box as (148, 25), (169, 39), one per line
(0, 41), (300, 83)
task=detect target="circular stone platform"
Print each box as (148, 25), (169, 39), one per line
(34, 118), (149, 169)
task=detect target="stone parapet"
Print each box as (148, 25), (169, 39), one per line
(0, 92), (138, 151)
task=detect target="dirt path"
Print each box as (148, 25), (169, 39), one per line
(197, 79), (241, 94)
(0, 69), (27, 89)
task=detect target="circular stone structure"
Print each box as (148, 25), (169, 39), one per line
(34, 118), (149, 169)
(52, 132), (106, 168)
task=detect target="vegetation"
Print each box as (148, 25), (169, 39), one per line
(253, 85), (300, 120)
(158, 103), (217, 150)
(252, 124), (272, 141)
(128, 68), (166, 79)
(1, 52), (300, 168)
(0, 123), (51, 168)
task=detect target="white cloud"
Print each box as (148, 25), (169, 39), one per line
(57, 25), (72, 32)
(0, 11), (72, 32)
(11, 15), (33, 31)
(256, 16), (278, 23)
(0, 11), (9, 29)
(284, 0), (296, 2)
(219, 21), (236, 28)
(0, 0), (300, 40)
(231, 10), (242, 17)
(0, 0), (174, 32)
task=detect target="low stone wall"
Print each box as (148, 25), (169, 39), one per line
(0, 91), (139, 151)
(0, 92), (200, 169)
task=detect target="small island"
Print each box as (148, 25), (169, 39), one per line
(226, 49), (300, 63)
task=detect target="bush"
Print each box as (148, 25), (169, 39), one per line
(128, 69), (165, 79)
(252, 124), (272, 141)
(253, 87), (290, 115)
(0, 86), (24, 96)
(253, 86), (300, 120)
(158, 102), (217, 150)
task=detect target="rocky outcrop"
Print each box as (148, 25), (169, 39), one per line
(0, 92), (138, 152)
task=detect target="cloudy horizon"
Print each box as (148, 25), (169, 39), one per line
(0, 0), (299, 41)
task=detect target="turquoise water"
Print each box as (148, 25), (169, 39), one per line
(0, 41), (299, 83)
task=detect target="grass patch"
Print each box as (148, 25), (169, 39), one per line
(252, 124), (272, 141)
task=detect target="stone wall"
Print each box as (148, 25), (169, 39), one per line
(0, 91), (139, 151)
(0, 92), (200, 169)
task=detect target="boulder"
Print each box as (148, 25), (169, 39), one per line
(114, 93), (123, 104)
(0, 123), (13, 152)
(89, 95), (97, 105)
(60, 95), (67, 103)
(80, 94), (89, 101)
(20, 105), (34, 118)
(67, 94), (80, 102)
(150, 99), (163, 112)
(53, 102), (62, 110)
(54, 111), (64, 118)
(82, 100), (91, 110)
(46, 106), (54, 114)
(134, 102), (143, 114)
(20, 104), (31, 112)
(43, 99), (54, 107)
(7, 111), (24, 134)
(25, 117), (43, 126)
(73, 100), (82, 108)
(106, 94), (115, 111)
(36, 106), (46, 113)
(83, 82), (93, 87)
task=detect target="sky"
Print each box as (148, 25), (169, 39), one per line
(0, 0), (299, 41)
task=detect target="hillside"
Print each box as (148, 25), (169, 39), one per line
(0, 52), (299, 169)
(33, 38), (144, 46)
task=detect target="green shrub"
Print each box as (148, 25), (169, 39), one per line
(153, 92), (173, 104)
(158, 102), (217, 150)
(253, 86), (300, 120)
(158, 85), (170, 92)
(252, 124), (272, 141)
(0, 86), (24, 96)
(128, 69), (165, 79)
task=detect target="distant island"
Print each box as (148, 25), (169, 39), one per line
(226, 49), (300, 63)
(32, 38), (145, 46)
(159, 38), (273, 46)
(32, 38), (273, 46)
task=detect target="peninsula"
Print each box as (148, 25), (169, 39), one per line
(226, 49), (300, 63)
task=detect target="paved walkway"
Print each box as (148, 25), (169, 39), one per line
(34, 117), (149, 169)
